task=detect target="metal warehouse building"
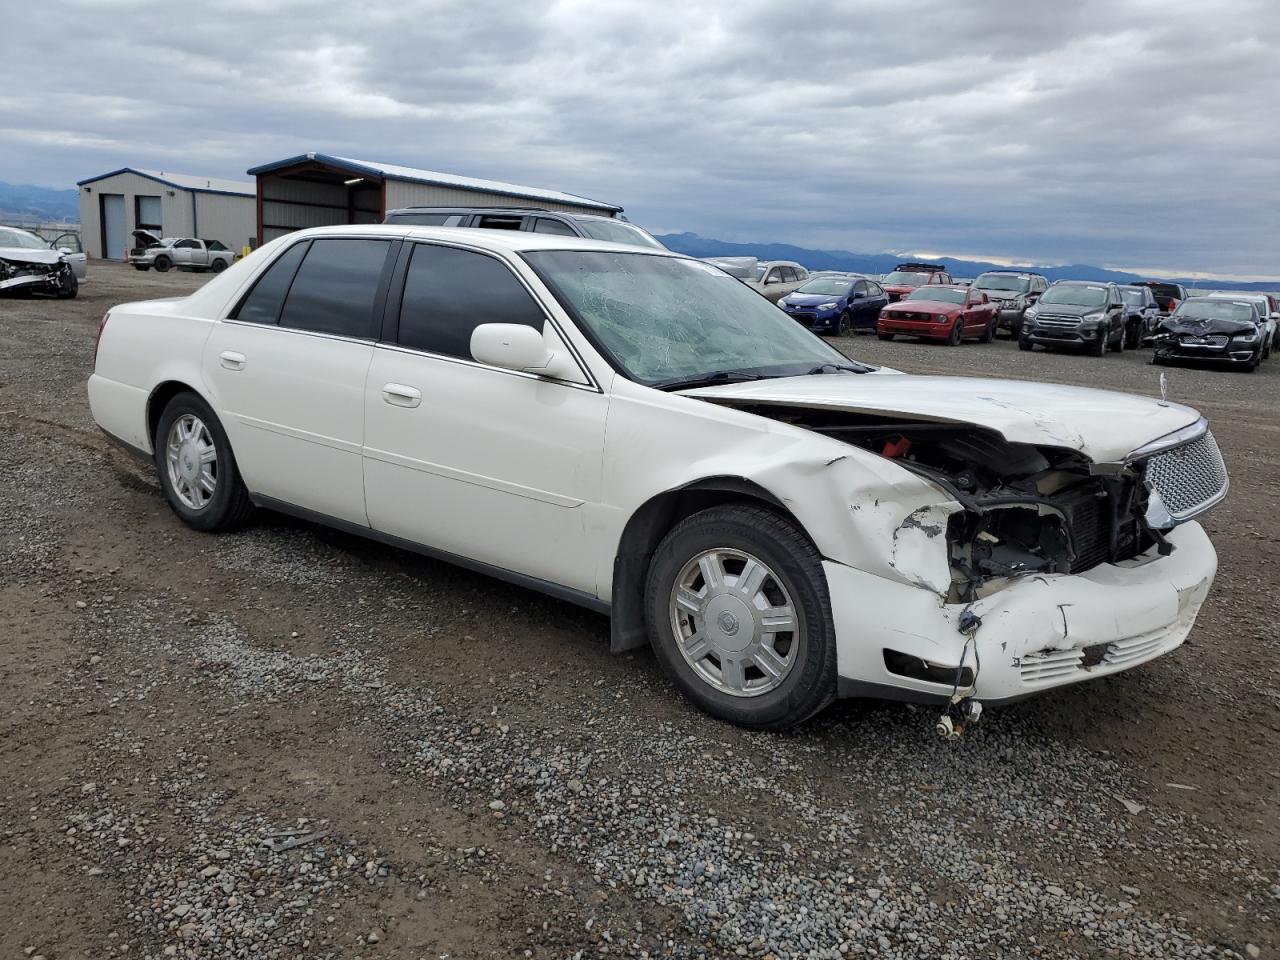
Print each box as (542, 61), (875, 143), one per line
(77, 169), (256, 260)
(247, 153), (623, 245)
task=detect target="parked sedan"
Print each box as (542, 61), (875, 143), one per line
(1118, 284), (1161, 348)
(746, 261), (809, 302)
(876, 286), (999, 345)
(1019, 281), (1126, 356)
(0, 226), (79, 298)
(1152, 299), (1266, 372)
(1207, 292), (1278, 355)
(881, 269), (947, 303)
(777, 276), (888, 335)
(88, 226), (1225, 730)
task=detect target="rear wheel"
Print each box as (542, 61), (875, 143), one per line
(210, 258), (228, 273)
(645, 505), (838, 730)
(154, 392), (254, 532)
(153, 255), (172, 273)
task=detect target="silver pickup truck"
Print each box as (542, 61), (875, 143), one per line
(128, 230), (236, 273)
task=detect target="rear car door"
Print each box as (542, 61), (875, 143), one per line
(362, 241), (608, 593)
(171, 239), (201, 268)
(202, 236), (397, 525)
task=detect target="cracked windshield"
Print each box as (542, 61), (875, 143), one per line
(525, 250), (852, 385)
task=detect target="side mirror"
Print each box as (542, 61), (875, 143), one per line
(57, 247), (73, 255)
(851, 291), (865, 300)
(470, 323), (577, 379)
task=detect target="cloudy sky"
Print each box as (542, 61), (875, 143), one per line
(3, 0), (1278, 276)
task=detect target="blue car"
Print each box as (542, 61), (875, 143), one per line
(777, 276), (889, 335)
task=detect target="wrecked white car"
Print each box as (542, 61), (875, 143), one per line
(0, 225), (80, 298)
(87, 227), (1225, 729)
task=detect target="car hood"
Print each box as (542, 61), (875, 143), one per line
(784, 293), (843, 306)
(977, 289), (1023, 301)
(884, 300), (955, 313)
(132, 229), (164, 248)
(0, 246), (61, 266)
(1031, 302), (1100, 317)
(1158, 316), (1257, 336)
(680, 374), (1200, 462)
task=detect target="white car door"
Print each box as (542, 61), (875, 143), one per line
(202, 236), (396, 526)
(362, 241), (607, 594)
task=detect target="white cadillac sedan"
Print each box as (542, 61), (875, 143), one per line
(88, 226), (1227, 729)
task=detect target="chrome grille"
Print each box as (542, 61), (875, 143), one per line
(1143, 430), (1228, 522)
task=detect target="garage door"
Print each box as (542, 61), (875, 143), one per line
(137, 195), (162, 233)
(101, 194), (125, 260)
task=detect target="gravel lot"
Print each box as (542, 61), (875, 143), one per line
(2, 262), (1277, 959)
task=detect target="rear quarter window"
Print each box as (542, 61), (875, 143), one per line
(232, 241), (310, 325)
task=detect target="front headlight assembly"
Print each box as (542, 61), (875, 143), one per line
(818, 301), (839, 311)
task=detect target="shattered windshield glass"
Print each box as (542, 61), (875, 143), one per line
(524, 250), (851, 385)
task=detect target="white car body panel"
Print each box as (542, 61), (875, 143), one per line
(86, 225), (1224, 712)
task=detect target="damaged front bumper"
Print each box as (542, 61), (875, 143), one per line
(0, 260), (73, 295)
(827, 521), (1216, 704)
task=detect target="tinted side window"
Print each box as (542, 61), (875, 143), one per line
(476, 214), (525, 231)
(868, 281), (883, 296)
(533, 217), (578, 236)
(278, 239), (392, 338)
(233, 240), (309, 324)
(397, 244), (544, 360)
(852, 281), (867, 296)
(175, 239), (199, 249)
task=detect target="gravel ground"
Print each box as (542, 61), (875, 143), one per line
(1, 263), (1277, 959)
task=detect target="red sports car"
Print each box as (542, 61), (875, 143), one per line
(877, 285), (1000, 345)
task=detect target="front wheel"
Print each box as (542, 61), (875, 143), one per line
(133, 264), (150, 272)
(56, 268), (78, 299)
(978, 318), (995, 343)
(947, 320), (963, 346)
(1018, 337), (1034, 351)
(153, 255), (172, 273)
(877, 331), (894, 341)
(154, 392), (255, 532)
(1124, 323), (1141, 350)
(1089, 332), (1106, 357)
(644, 505), (838, 730)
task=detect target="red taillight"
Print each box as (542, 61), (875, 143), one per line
(93, 312), (110, 366)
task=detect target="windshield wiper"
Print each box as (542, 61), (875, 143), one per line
(805, 362), (871, 375)
(652, 370), (771, 391)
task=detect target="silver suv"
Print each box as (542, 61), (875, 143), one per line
(973, 271), (1048, 336)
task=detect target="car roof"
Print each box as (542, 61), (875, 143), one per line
(981, 269), (1043, 277)
(270, 223), (683, 257)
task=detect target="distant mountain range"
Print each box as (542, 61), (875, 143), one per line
(0, 180), (79, 222)
(655, 232), (1278, 292)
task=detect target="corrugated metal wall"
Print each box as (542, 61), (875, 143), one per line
(77, 172), (253, 259)
(384, 179), (610, 216)
(193, 193), (255, 253)
(77, 172), (195, 258)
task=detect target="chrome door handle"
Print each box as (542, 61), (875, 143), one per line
(381, 383), (422, 408)
(219, 350), (246, 371)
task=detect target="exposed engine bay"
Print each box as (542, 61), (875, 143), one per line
(729, 404), (1162, 601)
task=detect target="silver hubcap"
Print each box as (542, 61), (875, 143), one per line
(165, 414), (218, 510)
(669, 548), (799, 698)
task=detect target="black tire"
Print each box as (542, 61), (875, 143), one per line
(1018, 337), (1034, 351)
(644, 504), (838, 730)
(946, 320), (963, 346)
(210, 258), (228, 273)
(154, 392), (255, 532)
(837, 310), (852, 336)
(133, 264), (149, 272)
(978, 318), (995, 343)
(55, 268), (78, 299)
(1089, 331), (1106, 357)
(153, 255), (172, 273)
(1124, 323), (1140, 350)
(877, 332), (894, 341)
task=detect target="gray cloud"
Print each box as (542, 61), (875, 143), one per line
(2, 0), (1278, 275)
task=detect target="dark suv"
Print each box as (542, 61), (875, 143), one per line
(382, 206), (666, 249)
(1019, 281), (1127, 356)
(972, 271), (1048, 336)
